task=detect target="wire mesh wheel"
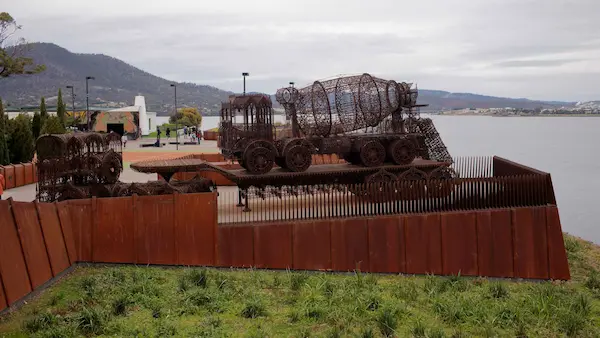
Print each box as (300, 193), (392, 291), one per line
(388, 138), (417, 165)
(359, 140), (386, 167)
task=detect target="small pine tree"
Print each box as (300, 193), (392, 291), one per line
(31, 112), (42, 139)
(56, 89), (66, 127)
(41, 116), (66, 135)
(0, 98), (10, 165)
(7, 114), (34, 163)
(40, 97), (47, 122)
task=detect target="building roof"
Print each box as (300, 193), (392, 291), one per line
(107, 106), (140, 112)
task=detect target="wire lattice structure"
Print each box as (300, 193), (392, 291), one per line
(275, 73), (419, 137)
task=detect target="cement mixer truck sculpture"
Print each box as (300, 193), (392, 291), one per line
(218, 73), (453, 178)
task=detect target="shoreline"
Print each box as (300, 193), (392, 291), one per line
(434, 113), (600, 117)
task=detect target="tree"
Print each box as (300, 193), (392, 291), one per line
(169, 107), (202, 127)
(31, 112), (41, 139)
(41, 116), (66, 135)
(0, 12), (45, 77)
(56, 88), (66, 127)
(7, 114), (34, 163)
(0, 98), (9, 165)
(39, 97), (47, 121)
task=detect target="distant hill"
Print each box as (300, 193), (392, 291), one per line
(0, 43), (233, 114)
(0, 42), (576, 115)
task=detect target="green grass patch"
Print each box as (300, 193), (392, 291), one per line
(1, 233), (600, 337)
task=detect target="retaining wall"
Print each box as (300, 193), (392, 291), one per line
(0, 161), (38, 191)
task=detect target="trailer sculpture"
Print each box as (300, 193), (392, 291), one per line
(219, 73), (452, 174)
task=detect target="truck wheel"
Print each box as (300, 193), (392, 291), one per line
(389, 139), (416, 165)
(285, 145), (312, 172)
(244, 146), (274, 175)
(359, 140), (386, 167)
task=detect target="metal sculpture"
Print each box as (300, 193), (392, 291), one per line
(36, 132), (214, 202)
(219, 73), (452, 175)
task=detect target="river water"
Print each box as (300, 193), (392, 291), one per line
(157, 114), (600, 244)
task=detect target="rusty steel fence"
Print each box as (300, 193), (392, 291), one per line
(217, 174), (554, 224)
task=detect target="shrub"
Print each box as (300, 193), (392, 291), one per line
(41, 115), (66, 135)
(7, 113), (34, 163)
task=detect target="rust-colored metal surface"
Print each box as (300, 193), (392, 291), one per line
(67, 200), (93, 262)
(476, 210), (515, 278)
(331, 218), (370, 272)
(217, 224), (254, 268)
(0, 200), (32, 305)
(94, 197), (135, 263)
(10, 201), (53, 289)
(441, 212), (478, 276)
(13, 164), (25, 187)
(175, 193), (217, 266)
(512, 207), (549, 279)
(0, 277), (6, 311)
(368, 217), (405, 273)
(23, 162), (34, 185)
(293, 221), (331, 271)
(56, 202), (78, 264)
(405, 214), (442, 275)
(35, 202), (70, 276)
(3, 165), (14, 189)
(135, 195), (176, 265)
(254, 223), (292, 269)
(546, 206), (571, 280)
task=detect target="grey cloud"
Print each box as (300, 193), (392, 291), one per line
(493, 59), (583, 68)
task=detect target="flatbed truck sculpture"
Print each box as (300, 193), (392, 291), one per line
(218, 73), (453, 181)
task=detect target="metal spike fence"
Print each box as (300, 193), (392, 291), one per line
(218, 174), (554, 224)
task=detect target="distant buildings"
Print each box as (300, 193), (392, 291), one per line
(4, 95), (158, 138)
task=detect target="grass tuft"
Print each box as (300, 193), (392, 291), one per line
(241, 297), (267, 318)
(185, 268), (208, 288)
(376, 307), (398, 337)
(359, 327), (376, 338)
(585, 269), (600, 290)
(488, 281), (509, 299)
(411, 319), (426, 337)
(289, 271), (309, 291)
(23, 311), (58, 333)
(71, 306), (106, 335)
(112, 294), (132, 316)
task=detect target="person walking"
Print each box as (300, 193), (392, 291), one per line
(0, 172), (5, 200)
(121, 133), (127, 148)
(166, 127), (171, 140)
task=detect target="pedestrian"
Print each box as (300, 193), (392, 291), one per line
(121, 133), (127, 148)
(166, 127), (171, 140)
(196, 129), (201, 144)
(0, 171), (5, 200)
(183, 126), (188, 139)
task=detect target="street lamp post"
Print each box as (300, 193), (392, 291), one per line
(66, 85), (76, 129)
(170, 83), (178, 150)
(85, 76), (95, 131)
(242, 72), (249, 95)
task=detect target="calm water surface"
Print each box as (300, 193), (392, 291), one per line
(159, 114), (600, 243)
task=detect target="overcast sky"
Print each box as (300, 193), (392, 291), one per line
(4, 0), (600, 101)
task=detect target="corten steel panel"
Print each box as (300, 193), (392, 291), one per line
(293, 221), (331, 271)
(175, 193), (217, 266)
(441, 212), (478, 276)
(331, 218), (370, 272)
(3, 165), (14, 189)
(23, 163), (34, 185)
(94, 197), (135, 263)
(56, 202), (78, 264)
(0, 278), (7, 311)
(545, 206), (571, 280)
(11, 201), (53, 289)
(512, 207), (549, 279)
(0, 201), (31, 305)
(36, 202), (70, 276)
(13, 164), (24, 187)
(217, 225), (254, 268)
(368, 217), (405, 273)
(253, 223), (292, 269)
(67, 200), (93, 262)
(136, 195), (176, 265)
(476, 210), (514, 278)
(405, 214), (442, 275)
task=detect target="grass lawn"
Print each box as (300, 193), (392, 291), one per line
(1, 233), (600, 337)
